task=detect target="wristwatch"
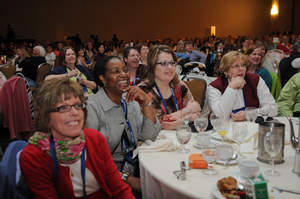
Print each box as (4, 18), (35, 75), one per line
(121, 171), (130, 182)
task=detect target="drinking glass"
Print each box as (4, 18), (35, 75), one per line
(202, 148), (218, 175)
(176, 125), (192, 153)
(216, 119), (229, 142)
(209, 113), (218, 132)
(232, 123), (248, 158)
(194, 117), (208, 132)
(245, 107), (258, 122)
(264, 131), (282, 176)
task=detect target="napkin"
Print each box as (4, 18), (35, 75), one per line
(133, 135), (178, 158)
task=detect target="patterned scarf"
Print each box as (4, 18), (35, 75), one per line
(28, 131), (86, 164)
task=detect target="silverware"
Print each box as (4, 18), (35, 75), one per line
(173, 161), (188, 180)
(273, 186), (300, 195)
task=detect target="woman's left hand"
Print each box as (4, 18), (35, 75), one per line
(126, 86), (151, 106)
(161, 118), (183, 130)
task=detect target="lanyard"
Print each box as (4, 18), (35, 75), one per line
(232, 90), (247, 114)
(120, 99), (137, 150)
(130, 74), (140, 86)
(154, 84), (179, 114)
(50, 136), (87, 199)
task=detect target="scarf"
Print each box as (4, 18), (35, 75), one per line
(28, 131), (86, 164)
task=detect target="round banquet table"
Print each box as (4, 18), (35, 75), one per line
(139, 118), (300, 199)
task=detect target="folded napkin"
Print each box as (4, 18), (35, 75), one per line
(133, 135), (178, 158)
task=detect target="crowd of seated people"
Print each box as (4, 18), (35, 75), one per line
(1, 32), (300, 198)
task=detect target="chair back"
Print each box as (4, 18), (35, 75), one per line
(36, 63), (51, 85)
(0, 140), (27, 199)
(184, 78), (207, 109)
(0, 65), (16, 79)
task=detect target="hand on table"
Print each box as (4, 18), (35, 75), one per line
(161, 118), (183, 130)
(231, 111), (246, 121)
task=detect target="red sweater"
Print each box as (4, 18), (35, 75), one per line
(20, 128), (135, 199)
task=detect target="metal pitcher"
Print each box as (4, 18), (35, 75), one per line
(289, 117), (300, 175)
(257, 121), (285, 164)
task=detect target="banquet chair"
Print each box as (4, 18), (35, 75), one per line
(0, 140), (29, 199)
(0, 76), (33, 140)
(184, 78), (207, 109)
(35, 63), (51, 85)
(0, 65), (16, 79)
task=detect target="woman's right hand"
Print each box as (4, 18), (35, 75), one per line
(228, 76), (245, 89)
(67, 69), (78, 78)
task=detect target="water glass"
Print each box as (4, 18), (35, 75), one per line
(202, 148), (218, 175)
(245, 107), (258, 122)
(264, 132), (282, 176)
(194, 117), (208, 132)
(176, 125), (192, 153)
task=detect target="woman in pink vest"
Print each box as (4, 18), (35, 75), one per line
(208, 51), (277, 121)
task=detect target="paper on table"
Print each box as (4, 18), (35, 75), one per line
(133, 136), (178, 158)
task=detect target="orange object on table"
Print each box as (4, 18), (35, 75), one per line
(188, 154), (208, 169)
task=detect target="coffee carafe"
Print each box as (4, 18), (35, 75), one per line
(257, 121), (285, 164)
(290, 118), (300, 175)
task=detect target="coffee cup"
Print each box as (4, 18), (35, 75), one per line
(238, 160), (259, 178)
(216, 144), (234, 161)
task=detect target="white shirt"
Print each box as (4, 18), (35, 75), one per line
(207, 77), (277, 118)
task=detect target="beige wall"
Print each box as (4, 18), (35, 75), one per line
(0, 0), (298, 42)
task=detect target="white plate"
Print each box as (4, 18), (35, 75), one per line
(212, 184), (281, 199)
(216, 154), (239, 165)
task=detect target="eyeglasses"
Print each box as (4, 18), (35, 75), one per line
(156, 61), (176, 67)
(52, 103), (86, 113)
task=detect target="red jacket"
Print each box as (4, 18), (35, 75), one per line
(20, 128), (135, 199)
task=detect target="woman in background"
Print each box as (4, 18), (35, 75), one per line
(138, 45), (201, 130)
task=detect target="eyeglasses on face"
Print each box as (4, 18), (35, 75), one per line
(52, 103), (86, 113)
(156, 61), (176, 67)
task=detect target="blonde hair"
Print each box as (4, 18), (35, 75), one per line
(219, 51), (248, 73)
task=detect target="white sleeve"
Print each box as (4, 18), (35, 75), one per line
(207, 84), (240, 119)
(257, 77), (278, 116)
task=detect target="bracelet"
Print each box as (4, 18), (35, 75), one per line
(121, 171), (130, 182)
(143, 100), (153, 107)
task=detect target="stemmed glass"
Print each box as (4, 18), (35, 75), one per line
(194, 117), (208, 132)
(202, 148), (218, 175)
(264, 131), (282, 176)
(245, 107), (258, 122)
(210, 114), (229, 142)
(232, 123), (248, 158)
(176, 124), (192, 153)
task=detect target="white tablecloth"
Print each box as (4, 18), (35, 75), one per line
(139, 119), (300, 199)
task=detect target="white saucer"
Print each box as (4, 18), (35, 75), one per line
(193, 143), (216, 150)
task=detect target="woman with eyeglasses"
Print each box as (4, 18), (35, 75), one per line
(86, 56), (160, 195)
(208, 51), (277, 121)
(20, 79), (134, 199)
(138, 45), (201, 130)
